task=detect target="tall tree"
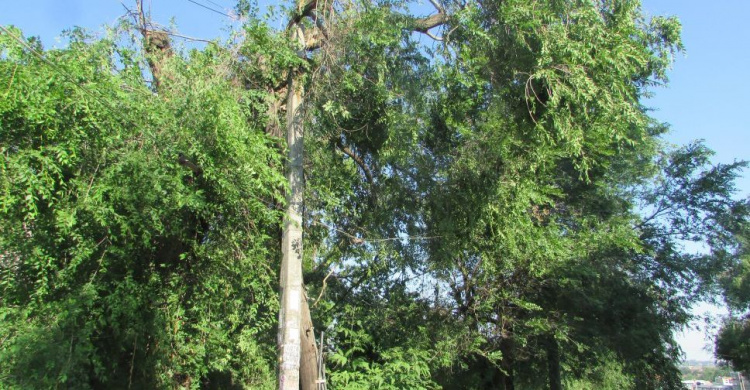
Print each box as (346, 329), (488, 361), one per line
(3, 1), (749, 389)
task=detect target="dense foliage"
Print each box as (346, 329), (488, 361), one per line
(0, 26), (285, 388)
(1, 0), (748, 389)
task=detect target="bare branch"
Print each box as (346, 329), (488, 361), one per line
(410, 0), (462, 41)
(136, 0), (147, 30)
(312, 268), (335, 308)
(131, 0), (172, 90)
(412, 12), (448, 33)
(410, 3), (449, 41)
(425, 30), (444, 41)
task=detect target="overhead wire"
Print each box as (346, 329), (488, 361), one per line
(312, 219), (440, 245)
(202, 0), (229, 11)
(163, 31), (215, 44)
(184, 0), (235, 19)
(122, 3), (217, 45)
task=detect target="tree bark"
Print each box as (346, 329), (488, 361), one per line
(278, 24), (306, 390)
(299, 291), (318, 390)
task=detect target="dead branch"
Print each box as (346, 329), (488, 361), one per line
(133, 0), (173, 90)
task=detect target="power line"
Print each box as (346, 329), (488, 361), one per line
(184, 0), (234, 19)
(164, 31), (215, 44)
(312, 220), (440, 245)
(203, 0), (228, 11)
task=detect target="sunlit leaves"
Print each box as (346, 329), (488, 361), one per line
(0, 25), (283, 388)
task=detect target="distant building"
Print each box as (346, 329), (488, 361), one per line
(682, 380), (718, 389)
(682, 379), (697, 389)
(719, 377), (734, 386)
(679, 363), (747, 390)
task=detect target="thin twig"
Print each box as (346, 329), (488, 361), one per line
(128, 334), (137, 389)
(4, 64), (18, 97)
(312, 268), (335, 308)
(425, 31), (444, 41)
(83, 162), (101, 202)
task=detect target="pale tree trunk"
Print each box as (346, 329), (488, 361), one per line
(279, 24), (319, 390)
(299, 291), (318, 390)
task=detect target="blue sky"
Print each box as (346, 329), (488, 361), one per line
(2, 0), (748, 362)
(640, 0), (750, 362)
(643, 1), (750, 193)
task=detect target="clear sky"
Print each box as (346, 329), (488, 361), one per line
(640, 0), (750, 362)
(2, 0), (748, 362)
(642, 0), (750, 193)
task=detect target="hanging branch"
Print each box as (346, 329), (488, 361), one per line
(335, 139), (375, 187)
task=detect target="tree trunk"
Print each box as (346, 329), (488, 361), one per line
(499, 338), (515, 390)
(299, 291), (318, 390)
(482, 356), (504, 390)
(278, 24), (306, 390)
(547, 335), (561, 390)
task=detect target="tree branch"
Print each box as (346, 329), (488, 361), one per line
(424, 30), (444, 41)
(412, 12), (448, 33)
(288, 0), (319, 29)
(428, 0), (444, 13)
(335, 139), (375, 186)
(177, 153), (203, 176)
(412, 0), (447, 32)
